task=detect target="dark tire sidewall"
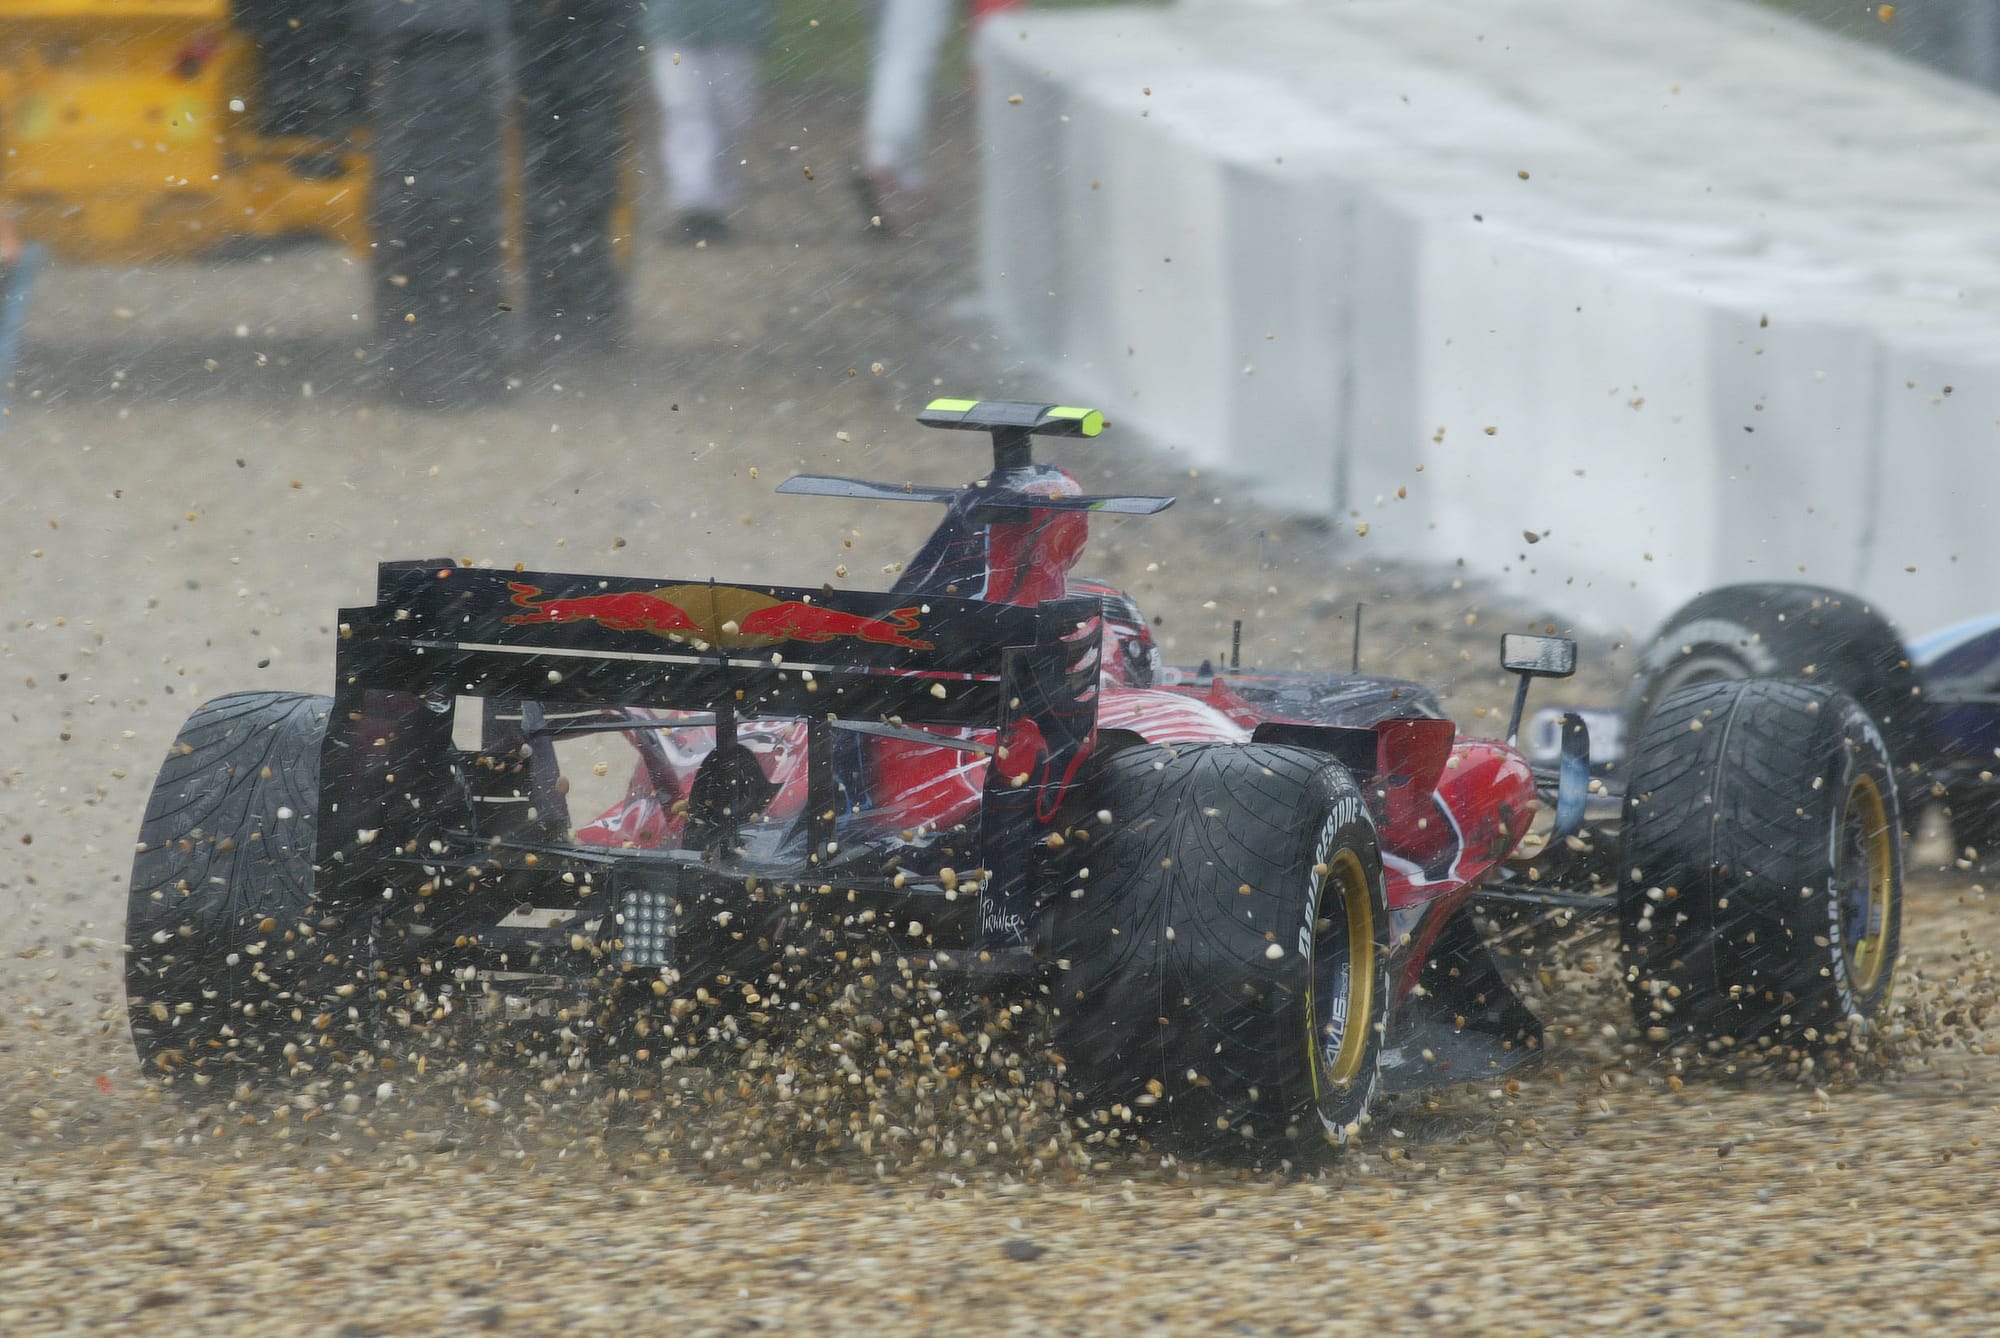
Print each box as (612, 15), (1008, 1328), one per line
(1817, 701), (1903, 1023)
(126, 692), (333, 1074)
(1297, 775), (1389, 1143)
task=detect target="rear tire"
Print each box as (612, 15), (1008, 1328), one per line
(126, 693), (341, 1080)
(1619, 679), (1902, 1054)
(1052, 743), (1388, 1159)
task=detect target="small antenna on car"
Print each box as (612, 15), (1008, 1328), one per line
(1351, 602), (1364, 673)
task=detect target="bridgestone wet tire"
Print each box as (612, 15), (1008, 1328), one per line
(1626, 584), (1929, 810)
(366, 31), (512, 407)
(1619, 680), (1903, 1054)
(126, 692), (336, 1079)
(514, 0), (636, 360)
(1052, 743), (1389, 1159)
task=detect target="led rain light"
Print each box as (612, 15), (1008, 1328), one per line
(619, 889), (676, 969)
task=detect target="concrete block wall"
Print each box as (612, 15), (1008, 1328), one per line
(975, 0), (2000, 634)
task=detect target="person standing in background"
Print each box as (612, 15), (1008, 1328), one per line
(641, 0), (775, 244)
(858, 0), (1016, 236)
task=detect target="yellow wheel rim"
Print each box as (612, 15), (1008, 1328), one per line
(1839, 774), (1894, 995)
(1308, 847), (1377, 1089)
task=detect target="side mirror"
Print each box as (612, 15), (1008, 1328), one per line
(1501, 633), (1577, 679)
(1500, 633), (1578, 745)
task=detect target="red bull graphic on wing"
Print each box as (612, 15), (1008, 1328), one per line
(504, 582), (934, 651)
(502, 584), (702, 636)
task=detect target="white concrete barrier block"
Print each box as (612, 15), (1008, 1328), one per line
(1701, 305), (1882, 597)
(977, 0), (2000, 631)
(1408, 220), (1720, 627)
(977, 44), (1072, 361)
(1327, 184), (1430, 538)
(1211, 159), (1348, 516)
(1852, 331), (2000, 633)
(1059, 74), (1233, 467)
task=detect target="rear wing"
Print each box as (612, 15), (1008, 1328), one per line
(337, 562), (1070, 727)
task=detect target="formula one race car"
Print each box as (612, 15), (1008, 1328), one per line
(124, 400), (1905, 1157)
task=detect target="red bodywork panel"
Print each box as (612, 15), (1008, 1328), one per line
(574, 684), (1244, 849)
(572, 486), (1536, 1011)
(577, 678), (1537, 1008)
(1383, 739), (1536, 998)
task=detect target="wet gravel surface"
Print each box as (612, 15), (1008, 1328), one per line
(2, 87), (1997, 1335)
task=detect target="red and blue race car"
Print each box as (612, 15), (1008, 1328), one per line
(124, 399), (1906, 1156)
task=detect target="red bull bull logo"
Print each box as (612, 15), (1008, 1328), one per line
(503, 582), (934, 651)
(503, 583), (702, 636)
(732, 599), (932, 649)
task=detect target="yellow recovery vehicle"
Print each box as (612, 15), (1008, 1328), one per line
(0, 0), (637, 404)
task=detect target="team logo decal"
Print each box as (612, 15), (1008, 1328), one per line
(502, 583), (934, 651)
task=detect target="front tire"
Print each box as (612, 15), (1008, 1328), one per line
(1619, 679), (1902, 1054)
(1052, 743), (1389, 1158)
(1626, 584), (1929, 812)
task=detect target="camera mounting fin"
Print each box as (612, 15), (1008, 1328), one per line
(774, 396), (1177, 515)
(915, 397), (1104, 470)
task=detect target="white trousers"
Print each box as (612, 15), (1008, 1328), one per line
(864, 0), (954, 189)
(650, 44), (760, 214)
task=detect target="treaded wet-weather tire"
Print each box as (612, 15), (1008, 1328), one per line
(1625, 583), (1929, 810)
(1619, 679), (1902, 1054)
(126, 692), (335, 1079)
(1052, 743), (1389, 1159)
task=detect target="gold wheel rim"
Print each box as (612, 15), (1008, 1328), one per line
(1309, 847), (1377, 1090)
(1841, 774), (1894, 995)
